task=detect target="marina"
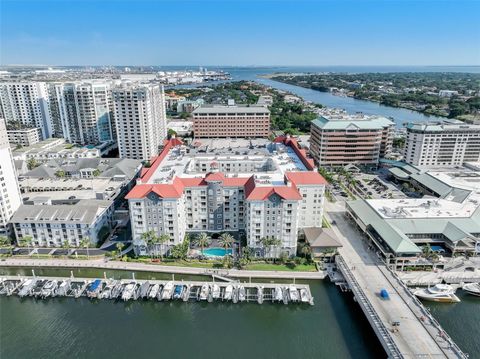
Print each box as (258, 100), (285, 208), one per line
(0, 275), (314, 305)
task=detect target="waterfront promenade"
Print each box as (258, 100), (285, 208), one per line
(325, 201), (467, 359)
(0, 257), (326, 280)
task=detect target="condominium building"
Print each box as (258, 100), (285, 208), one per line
(7, 127), (42, 147)
(10, 200), (114, 247)
(310, 114), (394, 169)
(0, 82), (53, 139)
(404, 120), (480, 166)
(0, 119), (22, 236)
(192, 104), (270, 138)
(126, 136), (326, 256)
(112, 83), (167, 161)
(49, 81), (116, 145)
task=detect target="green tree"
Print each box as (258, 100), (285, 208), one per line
(260, 236), (282, 262)
(300, 243), (312, 260)
(218, 232), (235, 254)
(194, 233), (211, 256)
(141, 230), (156, 258)
(55, 170), (66, 178)
(79, 237), (91, 259)
(92, 169), (101, 177)
(19, 235), (33, 248)
(27, 158), (39, 170)
(157, 234), (170, 260)
(116, 242), (125, 258)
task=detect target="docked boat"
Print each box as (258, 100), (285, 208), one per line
(274, 287), (283, 302)
(18, 279), (36, 298)
(86, 279), (102, 299)
(299, 288), (310, 303)
(138, 281), (150, 299)
(257, 286), (263, 304)
(121, 282), (136, 301)
(99, 281), (115, 299)
(224, 285), (233, 301)
(41, 280), (58, 298)
(413, 284), (460, 303)
(148, 284), (160, 299)
(173, 285), (184, 300)
(462, 283), (480, 297)
(211, 284), (221, 300)
(162, 281), (175, 300)
(199, 283), (209, 301)
(238, 286), (246, 302)
(288, 285), (299, 302)
(111, 282), (124, 299)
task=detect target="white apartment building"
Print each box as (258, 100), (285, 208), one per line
(0, 82), (53, 139)
(7, 127), (42, 147)
(10, 200), (113, 247)
(126, 136), (326, 257)
(49, 81), (116, 145)
(405, 120), (480, 166)
(112, 83), (167, 161)
(0, 119), (22, 236)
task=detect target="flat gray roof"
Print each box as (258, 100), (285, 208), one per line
(192, 104), (270, 114)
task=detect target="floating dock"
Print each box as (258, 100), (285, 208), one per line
(0, 275), (314, 305)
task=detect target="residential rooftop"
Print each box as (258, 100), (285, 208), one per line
(312, 114), (394, 130)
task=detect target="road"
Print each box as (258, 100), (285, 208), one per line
(325, 200), (462, 358)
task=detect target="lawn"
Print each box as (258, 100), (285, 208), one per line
(245, 263), (317, 272)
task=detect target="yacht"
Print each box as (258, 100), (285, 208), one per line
(413, 284), (460, 303)
(161, 281), (175, 300)
(148, 284), (160, 299)
(138, 281), (150, 299)
(198, 283), (209, 301)
(299, 288), (310, 303)
(173, 285), (184, 300)
(111, 282), (124, 299)
(41, 280), (58, 298)
(224, 285), (233, 301)
(121, 282), (136, 301)
(18, 279), (36, 298)
(238, 286), (246, 302)
(257, 286), (264, 304)
(274, 287), (283, 302)
(288, 285), (299, 302)
(462, 283), (480, 297)
(211, 284), (221, 300)
(99, 281), (115, 299)
(86, 280), (102, 299)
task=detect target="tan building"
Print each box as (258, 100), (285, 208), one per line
(192, 104), (270, 138)
(310, 114), (394, 169)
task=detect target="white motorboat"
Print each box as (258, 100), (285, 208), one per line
(161, 281), (174, 300)
(41, 280), (58, 298)
(121, 283), (136, 301)
(462, 282), (480, 297)
(211, 284), (221, 300)
(238, 286), (246, 302)
(18, 279), (36, 297)
(199, 283), (209, 301)
(56, 280), (70, 297)
(148, 284), (160, 299)
(224, 285), (233, 301)
(257, 286), (263, 304)
(299, 288), (310, 303)
(413, 284), (460, 303)
(274, 287), (283, 302)
(288, 285), (299, 302)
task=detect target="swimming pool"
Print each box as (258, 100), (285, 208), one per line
(202, 248), (232, 257)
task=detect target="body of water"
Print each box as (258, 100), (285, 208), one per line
(171, 65), (480, 127)
(0, 267), (384, 359)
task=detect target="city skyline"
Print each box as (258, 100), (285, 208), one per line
(1, 0), (479, 66)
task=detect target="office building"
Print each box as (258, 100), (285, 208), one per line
(0, 119), (22, 236)
(309, 114), (394, 169)
(112, 83), (167, 160)
(404, 120), (480, 166)
(192, 104), (270, 138)
(0, 82), (53, 139)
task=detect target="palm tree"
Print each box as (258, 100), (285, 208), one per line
(218, 232), (235, 255)
(116, 242), (125, 258)
(194, 233), (211, 256)
(0, 236), (13, 256)
(157, 234), (170, 260)
(141, 230), (156, 258)
(79, 237), (91, 259)
(19, 235), (33, 248)
(260, 236), (281, 262)
(300, 243), (312, 260)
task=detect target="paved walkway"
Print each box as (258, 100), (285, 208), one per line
(0, 258), (326, 280)
(325, 201), (464, 359)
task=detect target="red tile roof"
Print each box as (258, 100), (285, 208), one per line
(285, 171), (328, 185)
(245, 186), (302, 201)
(126, 177), (184, 199)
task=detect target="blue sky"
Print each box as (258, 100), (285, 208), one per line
(1, 0), (479, 66)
